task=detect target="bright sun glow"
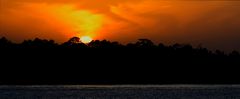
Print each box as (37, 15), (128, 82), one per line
(36, 4), (104, 39)
(80, 36), (93, 43)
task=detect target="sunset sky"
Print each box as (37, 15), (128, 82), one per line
(0, 0), (240, 51)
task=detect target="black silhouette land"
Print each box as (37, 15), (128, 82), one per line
(0, 37), (239, 85)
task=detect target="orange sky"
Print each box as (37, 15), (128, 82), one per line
(0, 0), (240, 51)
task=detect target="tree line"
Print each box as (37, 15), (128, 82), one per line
(0, 36), (239, 84)
(0, 36), (239, 58)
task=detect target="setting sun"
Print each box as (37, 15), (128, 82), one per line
(80, 36), (93, 43)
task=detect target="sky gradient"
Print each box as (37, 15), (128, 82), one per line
(0, 0), (240, 51)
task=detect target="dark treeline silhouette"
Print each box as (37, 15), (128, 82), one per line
(0, 37), (239, 85)
(1, 37), (239, 57)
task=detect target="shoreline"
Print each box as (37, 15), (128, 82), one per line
(0, 84), (240, 88)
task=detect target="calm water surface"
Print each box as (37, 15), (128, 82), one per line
(0, 85), (240, 99)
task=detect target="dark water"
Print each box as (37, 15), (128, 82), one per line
(0, 85), (240, 99)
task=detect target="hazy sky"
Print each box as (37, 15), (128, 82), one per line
(0, 0), (240, 51)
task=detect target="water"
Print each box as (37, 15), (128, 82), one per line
(0, 85), (240, 99)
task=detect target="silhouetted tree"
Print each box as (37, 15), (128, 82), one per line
(62, 37), (80, 46)
(135, 39), (155, 48)
(0, 37), (13, 48)
(21, 38), (58, 49)
(158, 43), (166, 49)
(89, 40), (123, 49)
(62, 37), (88, 49)
(229, 50), (240, 58)
(215, 50), (225, 56)
(68, 37), (81, 44)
